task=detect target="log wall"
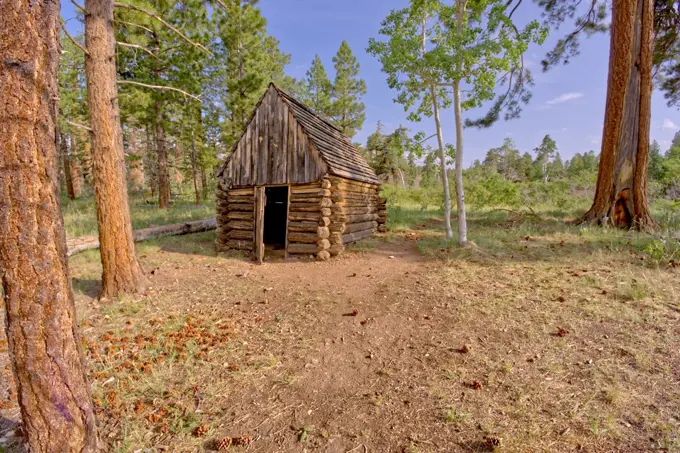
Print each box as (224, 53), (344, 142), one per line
(215, 176), (387, 259)
(327, 176), (387, 256)
(215, 181), (255, 252)
(286, 181), (331, 261)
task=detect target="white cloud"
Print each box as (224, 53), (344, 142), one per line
(546, 92), (584, 105)
(662, 118), (678, 130)
(562, 127), (568, 132)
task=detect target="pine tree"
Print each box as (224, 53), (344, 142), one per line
(1, 1), (99, 449)
(331, 41), (367, 138)
(533, 135), (558, 183)
(303, 55), (333, 117)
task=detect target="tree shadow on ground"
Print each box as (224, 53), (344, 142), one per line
(71, 278), (101, 299)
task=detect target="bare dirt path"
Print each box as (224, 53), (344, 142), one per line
(1, 229), (679, 452)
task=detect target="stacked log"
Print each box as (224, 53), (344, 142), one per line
(215, 184), (254, 252)
(287, 181), (331, 260)
(327, 176), (384, 251)
(376, 195), (388, 233)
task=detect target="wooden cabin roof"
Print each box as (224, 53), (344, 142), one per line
(218, 84), (380, 186)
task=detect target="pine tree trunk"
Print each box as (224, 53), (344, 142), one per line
(0, 1), (99, 450)
(452, 80), (468, 245)
(583, 0), (655, 229)
(154, 100), (170, 208)
(62, 131), (76, 200)
(70, 133), (83, 197)
(429, 84), (454, 239)
(190, 129), (201, 205)
(85, 0), (148, 299)
(201, 164), (209, 200)
(127, 128), (145, 192)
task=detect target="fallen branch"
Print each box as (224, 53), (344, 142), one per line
(113, 2), (213, 56)
(67, 218), (217, 257)
(117, 80), (201, 101)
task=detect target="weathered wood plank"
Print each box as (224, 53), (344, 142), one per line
(255, 186), (265, 263)
(228, 230), (254, 240)
(287, 232), (319, 244)
(227, 211), (254, 221)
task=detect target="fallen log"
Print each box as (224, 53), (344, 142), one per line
(67, 218), (218, 257)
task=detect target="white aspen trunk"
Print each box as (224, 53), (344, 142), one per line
(430, 84), (454, 239)
(452, 79), (467, 245)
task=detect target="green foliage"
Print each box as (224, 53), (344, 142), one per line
(465, 171), (520, 208)
(301, 55), (333, 117)
(643, 238), (680, 267)
(331, 41), (367, 138)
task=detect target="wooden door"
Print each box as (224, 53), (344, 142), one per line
(254, 186), (265, 263)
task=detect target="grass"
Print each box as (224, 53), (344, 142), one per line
(61, 191), (215, 238)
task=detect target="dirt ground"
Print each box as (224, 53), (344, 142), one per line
(1, 218), (679, 452)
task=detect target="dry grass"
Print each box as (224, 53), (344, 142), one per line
(1, 211), (679, 452)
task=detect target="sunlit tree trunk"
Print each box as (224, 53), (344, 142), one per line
(0, 0), (99, 449)
(452, 79), (468, 245)
(430, 84), (454, 239)
(61, 131), (76, 200)
(85, 0), (148, 299)
(70, 133), (83, 197)
(154, 99), (170, 208)
(583, 0), (655, 229)
(190, 128), (201, 205)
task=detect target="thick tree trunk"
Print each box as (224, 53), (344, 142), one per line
(429, 84), (454, 239)
(85, 0), (148, 299)
(0, 0), (99, 450)
(452, 80), (468, 245)
(70, 133), (83, 197)
(61, 131), (76, 200)
(154, 100), (170, 208)
(583, 0), (656, 229)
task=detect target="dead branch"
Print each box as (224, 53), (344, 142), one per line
(116, 41), (160, 60)
(117, 80), (201, 101)
(113, 2), (213, 56)
(115, 19), (153, 34)
(61, 22), (89, 55)
(66, 120), (92, 132)
(69, 0), (84, 13)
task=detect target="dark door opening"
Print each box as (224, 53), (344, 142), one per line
(263, 186), (288, 250)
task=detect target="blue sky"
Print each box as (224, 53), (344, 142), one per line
(61, 0), (680, 166)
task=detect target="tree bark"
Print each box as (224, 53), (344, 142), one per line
(0, 0), (99, 450)
(85, 0), (148, 299)
(582, 0), (656, 229)
(154, 99), (170, 208)
(429, 84), (454, 239)
(70, 133), (83, 197)
(61, 131), (76, 200)
(452, 79), (468, 245)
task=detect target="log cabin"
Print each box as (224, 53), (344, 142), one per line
(215, 83), (387, 262)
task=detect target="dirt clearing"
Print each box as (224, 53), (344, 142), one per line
(1, 216), (679, 452)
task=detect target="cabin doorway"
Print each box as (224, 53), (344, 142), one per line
(263, 186), (288, 250)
